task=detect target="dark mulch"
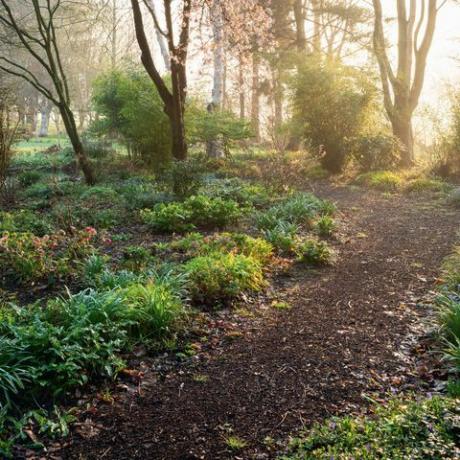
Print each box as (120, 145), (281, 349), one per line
(48, 185), (459, 460)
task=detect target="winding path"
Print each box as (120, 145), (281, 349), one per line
(60, 185), (459, 460)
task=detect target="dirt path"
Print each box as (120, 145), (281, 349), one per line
(59, 186), (459, 460)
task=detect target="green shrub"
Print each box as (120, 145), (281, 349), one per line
(441, 247), (460, 291)
(185, 195), (243, 228)
(291, 57), (376, 173)
(121, 246), (153, 272)
(262, 222), (299, 253)
(203, 178), (272, 208)
(17, 170), (43, 187)
(350, 133), (401, 172)
(357, 171), (403, 191)
(256, 193), (334, 232)
(23, 182), (54, 200)
(141, 203), (194, 233)
(296, 239), (334, 266)
(91, 69), (171, 167)
(161, 159), (205, 199)
(283, 396), (460, 460)
(79, 185), (118, 203)
(314, 215), (336, 237)
(120, 282), (183, 343)
(184, 252), (265, 305)
(141, 196), (243, 233)
(118, 178), (173, 210)
(0, 210), (54, 237)
(405, 178), (451, 193)
(0, 228), (98, 286)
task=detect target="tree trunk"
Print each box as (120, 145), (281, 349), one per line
(312, 0), (322, 54)
(38, 103), (51, 137)
(239, 55), (245, 119)
(391, 114), (414, 166)
(274, 68), (283, 132)
(207, 0), (225, 158)
(59, 104), (95, 185)
(251, 52), (261, 143)
(168, 104), (187, 161)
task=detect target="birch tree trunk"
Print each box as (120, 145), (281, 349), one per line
(251, 52), (261, 143)
(38, 100), (51, 137)
(207, 0), (225, 158)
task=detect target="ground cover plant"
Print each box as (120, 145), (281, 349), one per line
(0, 140), (338, 456)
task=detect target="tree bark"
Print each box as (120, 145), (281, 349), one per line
(239, 55), (245, 120)
(38, 102), (51, 137)
(131, 0), (191, 162)
(251, 52), (261, 143)
(59, 104), (95, 185)
(207, 0), (224, 158)
(372, 0), (439, 166)
(391, 115), (414, 166)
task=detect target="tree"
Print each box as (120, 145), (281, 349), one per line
(0, 0), (96, 184)
(372, 0), (440, 166)
(130, 0), (192, 161)
(0, 77), (18, 188)
(206, 0), (225, 158)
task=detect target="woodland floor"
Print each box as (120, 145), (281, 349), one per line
(48, 183), (459, 460)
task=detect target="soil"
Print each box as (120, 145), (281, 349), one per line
(46, 184), (459, 460)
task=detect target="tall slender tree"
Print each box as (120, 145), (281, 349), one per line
(372, 0), (440, 166)
(131, 0), (192, 161)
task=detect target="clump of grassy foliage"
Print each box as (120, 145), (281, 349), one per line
(282, 396), (460, 460)
(356, 170), (403, 192)
(0, 276), (184, 455)
(437, 246), (460, 373)
(141, 195), (244, 233)
(296, 239), (335, 266)
(255, 192), (336, 258)
(405, 177), (451, 194)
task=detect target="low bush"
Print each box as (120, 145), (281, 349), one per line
(256, 193), (334, 232)
(120, 282), (183, 343)
(184, 252), (265, 305)
(405, 178), (451, 194)
(0, 210), (54, 236)
(17, 170), (43, 188)
(121, 246), (153, 272)
(203, 178), (272, 208)
(350, 133), (401, 172)
(0, 277), (184, 452)
(282, 396), (460, 460)
(141, 195), (243, 233)
(357, 171), (403, 192)
(296, 239), (334, 266)
(161, 158), (205, 199)
(0, 228), (98, 286)
(117, 178), (173, 210)
(314, 215), (336, 237)
(262, 222), (299, 253)
(166, 233), (273, 264)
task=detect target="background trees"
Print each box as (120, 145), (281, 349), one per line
(0, 0), (96, 184)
